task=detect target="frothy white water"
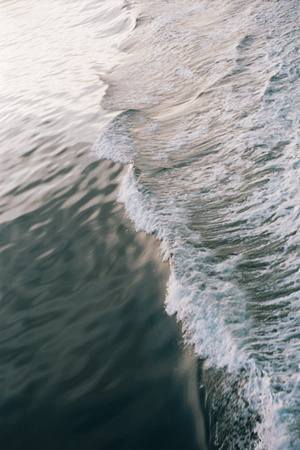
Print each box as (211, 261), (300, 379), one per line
(93, 0), (300, 447)
(117, 163), (299, 450)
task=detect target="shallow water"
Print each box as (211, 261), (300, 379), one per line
(0, 1), (207, 448)
(94, 0), (300, 448)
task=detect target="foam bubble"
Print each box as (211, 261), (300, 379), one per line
(92, 110), (139, 164)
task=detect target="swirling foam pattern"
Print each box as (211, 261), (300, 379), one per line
(94, 0), (300, 448)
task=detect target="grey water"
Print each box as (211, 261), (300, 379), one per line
(1, 0), (300, 449)
(0, 1), (207, 449)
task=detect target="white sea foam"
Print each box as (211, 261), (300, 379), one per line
(117, 163), (298, 450)
(96, 123), (299, 449)
(94, 0), (300, 447)
(92, 111), (138, 164)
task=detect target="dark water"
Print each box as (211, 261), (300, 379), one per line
(0, 1), (207, 449)
(0, 155), (206, 449)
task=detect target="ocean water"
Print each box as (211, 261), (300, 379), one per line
(0, 1), (207, 449)
(1, 0), (299, 449)
(93, 0), (300, 448)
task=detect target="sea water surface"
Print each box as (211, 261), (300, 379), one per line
(0, 1), (207, 449)
(1, 0), (300, 448)
(93, 0), (300, 448)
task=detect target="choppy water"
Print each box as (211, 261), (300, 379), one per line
(0, 1), (208, 449)
(94, 0), (300, 448)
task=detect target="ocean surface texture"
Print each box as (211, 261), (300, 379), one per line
(1, 0), (299, 449)
(94, 0), (300, 448)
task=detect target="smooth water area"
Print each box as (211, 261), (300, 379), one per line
(94, 0), (300, 448)
(0, 1), (207, 448)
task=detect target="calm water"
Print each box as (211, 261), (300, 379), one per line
(0, 1), (207, 449)
(94, 0), (300, 448)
